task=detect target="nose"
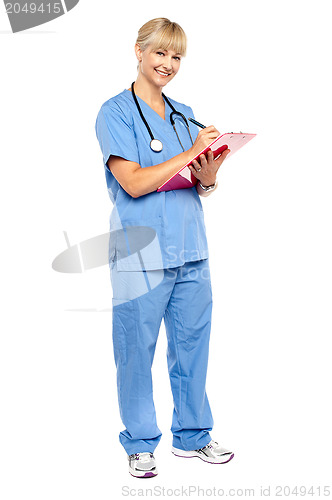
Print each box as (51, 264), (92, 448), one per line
(162, 56), (173, 71)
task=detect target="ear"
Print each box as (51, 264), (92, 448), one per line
(134, 43), (143, 63)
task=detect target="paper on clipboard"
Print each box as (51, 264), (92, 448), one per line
(157, 132), (256, 192)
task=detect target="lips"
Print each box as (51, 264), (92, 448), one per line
(155, 69), (171, 77)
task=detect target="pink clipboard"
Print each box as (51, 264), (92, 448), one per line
(157, 132), (256, 192)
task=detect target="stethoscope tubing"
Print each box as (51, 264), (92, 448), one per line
(131, 82), (155, 143)
(131, 81), (194, 152)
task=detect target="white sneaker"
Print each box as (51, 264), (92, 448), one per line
(172, 440), (234, 464)
(128, 452), (158, 478)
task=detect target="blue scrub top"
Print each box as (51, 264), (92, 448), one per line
(95, 89), (209, 271)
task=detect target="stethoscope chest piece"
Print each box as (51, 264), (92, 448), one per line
(150, 139), (163, 152)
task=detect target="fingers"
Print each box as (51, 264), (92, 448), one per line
(191, 156), (204, 173)
(189, 147), (230, 179)
(197, 154), (208, 168)
(207, 150), (229, 176)
(202, 148), (230, 166)
(189, 155), (205, 177)
(207, 150), (214, 162)
(198, 127), (219, 141)
(188, 162), (199, 178)
(197, 126), (220, 141)
(191, 125), (221, 158)
(214, 148), (230, 166)
(203, 125), (220, 135)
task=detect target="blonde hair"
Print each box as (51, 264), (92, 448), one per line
(136, 18), (187, 56)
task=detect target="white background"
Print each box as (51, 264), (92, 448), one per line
(1, 0), (331, 498)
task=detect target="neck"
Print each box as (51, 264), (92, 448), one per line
(133, 74), (164, 106)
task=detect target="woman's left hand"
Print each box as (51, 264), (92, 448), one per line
(188, 148), (230, 187)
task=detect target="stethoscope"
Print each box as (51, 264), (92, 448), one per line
(131, 81), (195, 153)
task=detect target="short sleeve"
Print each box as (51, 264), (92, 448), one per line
(95, 102), (140, 172)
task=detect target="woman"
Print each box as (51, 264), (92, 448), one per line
(95, 18), (233, 478)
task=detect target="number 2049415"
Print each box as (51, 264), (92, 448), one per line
(5, 3), (62, 14)
(274, 485), (330, 496)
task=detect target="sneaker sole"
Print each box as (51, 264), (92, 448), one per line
(171, 447), (234, 464)
(129, 469), (158, 478)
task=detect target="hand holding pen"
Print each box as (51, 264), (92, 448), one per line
(189, 124), (220, 159)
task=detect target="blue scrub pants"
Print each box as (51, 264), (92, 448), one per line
(110, 258), (214, 456)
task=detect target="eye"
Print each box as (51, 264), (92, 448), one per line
(156, 51), (165, 56)
(173, 56), (181, 61)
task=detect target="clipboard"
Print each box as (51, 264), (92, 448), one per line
(157, 132), (256, 192)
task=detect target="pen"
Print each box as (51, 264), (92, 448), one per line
(188, 117), (206, 129)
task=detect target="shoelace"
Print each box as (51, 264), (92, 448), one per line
(129, 452), (154, 461)
(197, 440), (219, 452)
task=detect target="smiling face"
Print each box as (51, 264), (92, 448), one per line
(135, 44), (182, 90)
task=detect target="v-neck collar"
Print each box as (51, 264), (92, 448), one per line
(123, 88), (171, 124)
